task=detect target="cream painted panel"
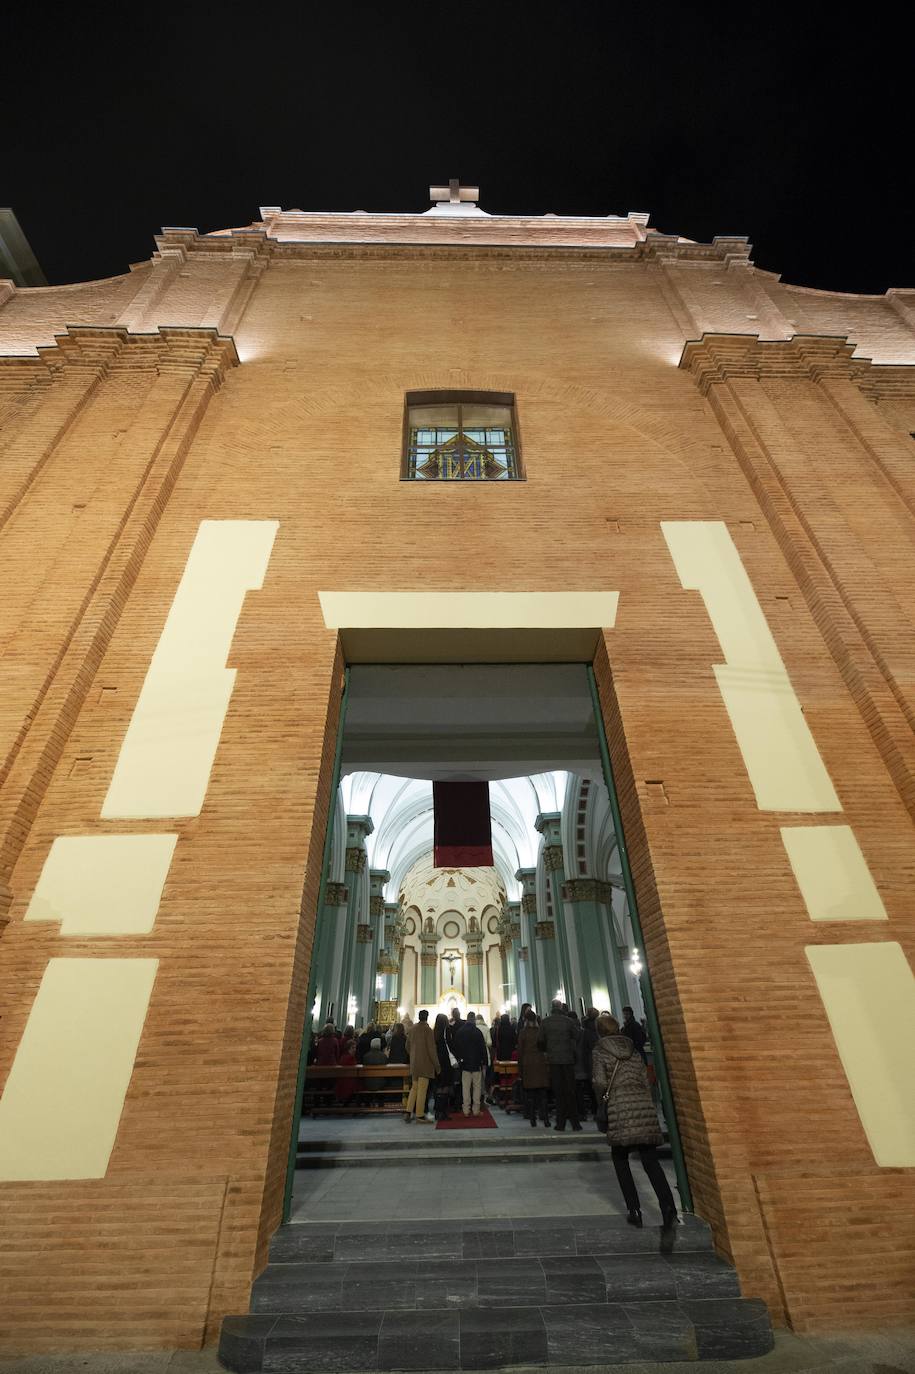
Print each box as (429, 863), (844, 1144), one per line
(782, 826), (888, 922)
(806, 942), (915, 1166)
(25, 834), (178, 936)
(318, 590), (620, 630)
(662, 521), (841, 813)
(0, 958), (158, 1180)
(102, 520), (278, 818)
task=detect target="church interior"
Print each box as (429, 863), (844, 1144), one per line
(310, 664), (644, 1033)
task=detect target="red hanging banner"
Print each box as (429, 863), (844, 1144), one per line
(433, 781), (494, 868)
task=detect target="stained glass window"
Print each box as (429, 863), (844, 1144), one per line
(403, 392), (521, 480)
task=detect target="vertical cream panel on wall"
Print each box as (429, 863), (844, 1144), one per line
(0, 959), (158, 1180)
(780, 826), (888, 922)
(0, 519), (280, 1181)
(24, 833), (178, 935)
(806, 943), (915, 1166)
(660, 520), (840, 812)
(102, 519), (279, 819)
(661, 519), (914, 1170)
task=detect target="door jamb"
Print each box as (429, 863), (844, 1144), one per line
(282, 666), (351, 1223)
(587, 664), (694, 1213)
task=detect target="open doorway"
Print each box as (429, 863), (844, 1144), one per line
(284, 663), (690, 1222)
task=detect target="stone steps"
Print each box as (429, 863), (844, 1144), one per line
(296, 1122), (671, 1169)
(297, 1127), (667, 1152)
(268, 1214), (715, 1264)
(219, 1198), (774, 1369)
(297, 1143), (616, 1168)
(221, 1297), (773, 1369)
(252, 1251), (741, 1315)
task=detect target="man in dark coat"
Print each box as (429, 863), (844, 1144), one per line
(454, 1011), (489, 1116)
(445, 1006), (466, 1108)
(621, 1006), (648, 1062)
(538, 999), (582, 1131)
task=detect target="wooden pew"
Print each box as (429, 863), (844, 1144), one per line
(492, 1059), (523, 1114)
(302, 1063), (409, 1115)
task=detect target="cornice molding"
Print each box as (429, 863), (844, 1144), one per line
(148, 226), (752, 270)
(0, 324), (239, 386)
(680, 332), (915, 399)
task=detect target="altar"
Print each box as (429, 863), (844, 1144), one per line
(432, 991), (490, 1023)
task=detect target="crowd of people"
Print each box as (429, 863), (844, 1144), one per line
(306, 999), (678, 1246)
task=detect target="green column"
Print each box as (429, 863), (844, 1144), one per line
(561, 877), (628, 1015)
(378, 902), (400, 1003)
(517, 943), (532, 1008)
(516, 867), (547, 1013)
(320, 881), (349, 1025)
(504, 901), (521, 1013)
(602, 885), (631, 1018)
(420, 918), (438, 1007)
(359, 868), (390, 1022)
(339, 814), (373, 1027)
(466, 938), (484, 1004)
(535, 812), (574, 1005)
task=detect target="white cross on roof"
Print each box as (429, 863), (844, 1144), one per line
(429, 179), (480, 205)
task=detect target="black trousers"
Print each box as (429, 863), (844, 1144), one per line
(524, 1087), (548, 1123)
(549, 1063), (580, 1128)
(611, 1143), (675, 1215)
(575, 1078), (597, 1120)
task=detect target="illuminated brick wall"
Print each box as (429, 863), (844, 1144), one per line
(0, 210), (913, 1349)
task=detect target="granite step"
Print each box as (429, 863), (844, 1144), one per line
(268, 1214), (716, 1264)
(220, 1296), (775, 1370)
(296, 1142), (615, 1168)
(297, 1127), (630, 1152)
(252, 1251), (741, 1315)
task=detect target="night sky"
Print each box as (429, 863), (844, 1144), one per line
(6, 6), (911, 294)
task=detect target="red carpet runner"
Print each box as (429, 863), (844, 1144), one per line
(435, 1107), (497, 1130)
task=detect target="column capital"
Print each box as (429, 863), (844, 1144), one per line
(324, 881), (349, 907)
(534, 811), (562, 836)
(369, 868), (390, 889)
(345, 814), (374, 841)
(466, 951), (484, 966)
(420, 953), (438, 968)
(534, 920), (556, 940)
(563, 877), (613, 904)
(542, 844), (565, 874)
(521, 892), (538, 916)
(355, 924), (374, 944)
(344, 847), (367, 874)
(515, 867), (537, 896)
(369, 895), (385, 918)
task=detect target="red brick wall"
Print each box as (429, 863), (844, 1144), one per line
(0, 241), (912, 1349)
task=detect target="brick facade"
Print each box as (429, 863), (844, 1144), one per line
(0, 202), (912, 1350)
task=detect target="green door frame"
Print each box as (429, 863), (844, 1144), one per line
(587, 665), (693, 1213)
(282, 666), (350, 1223)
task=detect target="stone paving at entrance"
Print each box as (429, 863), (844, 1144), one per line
(1, 1329), (915, 1374)
(291, 1111), (680, 1224)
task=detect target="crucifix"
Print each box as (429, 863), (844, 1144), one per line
(429, 179), (480, 207)
(443, 952), (461, 987)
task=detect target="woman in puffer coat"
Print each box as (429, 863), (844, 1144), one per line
(592, 1013), (678, 1248)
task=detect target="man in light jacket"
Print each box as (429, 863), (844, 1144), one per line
(538, 999), (582, 1131)
(404, 1009), (440, 1124)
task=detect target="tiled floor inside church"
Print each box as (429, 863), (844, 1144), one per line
(291, 1111), (679, 1224)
